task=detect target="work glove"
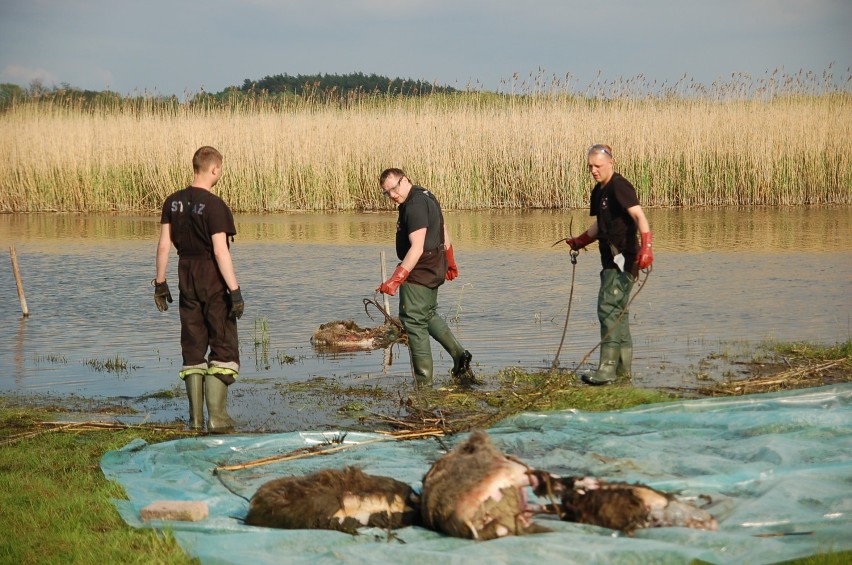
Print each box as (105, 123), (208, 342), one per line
(153, 280), (173, 312)
(377, 265), (410, 297)
(566, 231), (595, 251)
(446, 245), (459, 281)
(637, 231), (654, 269)
(228, 288), (244, 320)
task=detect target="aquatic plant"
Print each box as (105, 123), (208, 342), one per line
(83, 355), (139, 375)
(32, 353), (68, 365)
(276, 350), (296, 365)
(253, 317), (270, 370)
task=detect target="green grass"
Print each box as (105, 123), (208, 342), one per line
(771, 554), (852, 565)
(0, 406), (195, 565)
(768, 340), (852, 361)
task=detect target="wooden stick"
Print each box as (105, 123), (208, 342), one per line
(9, 246), (29, 317)
(380, 250), (391, 314)
(215, 429), (444, 472)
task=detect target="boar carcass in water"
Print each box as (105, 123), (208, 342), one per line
(311, 320), (406, 351)
(531, 470), (718, 535)
(421, 430), (550, 540)
(244, 466), (420, 534)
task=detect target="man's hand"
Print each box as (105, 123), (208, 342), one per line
(566, 231), (595, 251)
(377, 265), (410, 296)
(446, 245), (459, 281)
(153, 280), (173, 312)
(228, 288), (244, 320)
(637, 231), (654, 269)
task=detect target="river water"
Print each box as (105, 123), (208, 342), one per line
(1, 208), (849, 428)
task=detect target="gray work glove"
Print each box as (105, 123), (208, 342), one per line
(228, 288), (244, 320)
(153, 280), (173, 312)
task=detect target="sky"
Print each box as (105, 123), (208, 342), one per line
(1, 0), (850, 98)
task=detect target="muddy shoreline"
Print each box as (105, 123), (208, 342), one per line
(3, 344), (849, 435)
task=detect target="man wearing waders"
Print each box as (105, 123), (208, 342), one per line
(153, 146), (244, 431)
(376, 169), (474, 386)
(566, 144), (654, 385)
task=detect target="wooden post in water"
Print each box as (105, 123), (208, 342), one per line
(9, 246), (29, 317)
(379, 251), (391, 315)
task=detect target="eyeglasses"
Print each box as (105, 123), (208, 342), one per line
(382, 176), (404, 197)
(588, 145), (612, 157)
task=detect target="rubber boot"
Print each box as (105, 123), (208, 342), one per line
(410, 353), (434, 387)
(617, 346), (633, 379)
(183, 372), (204, 430)
(452, 351), (474, 380)
(582, 344), (620, 386)
(427, 316), (475, 383)
(204, 374), (236, 433)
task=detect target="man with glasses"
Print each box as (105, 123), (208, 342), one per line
(566, 144), (654, 385)
(376, 168), (474, 386)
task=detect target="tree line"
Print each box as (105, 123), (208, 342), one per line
(237, 72), (456, 96)
(0, 72), (458, 110)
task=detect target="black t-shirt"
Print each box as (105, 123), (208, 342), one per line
(395, 186), (444, 260)
(161, 187), (236, 258)
(590, 173), (640, 268)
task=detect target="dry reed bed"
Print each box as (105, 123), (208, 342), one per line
(1, 94), (850, 212)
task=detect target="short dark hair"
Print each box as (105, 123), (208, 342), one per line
(193, 146), (223, 173)
(379, 168), (406, 185)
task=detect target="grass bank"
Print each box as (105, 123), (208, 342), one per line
(1, 89), (849, 212)
(0, 407), (194, 564)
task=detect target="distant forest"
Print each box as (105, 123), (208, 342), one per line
(0, 72), (458, 109)
(236, 72), (457, 96)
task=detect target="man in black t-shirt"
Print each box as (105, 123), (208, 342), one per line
(376, 168), (474, 386)
(153, 146), (245, 431)
(566, 145), (654, 385)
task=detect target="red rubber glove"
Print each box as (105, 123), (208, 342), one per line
(637, 231), (654, 269)
(377, 265), (410, 296)
(566, 231), (595, 251)
(446, 245), (458, 281)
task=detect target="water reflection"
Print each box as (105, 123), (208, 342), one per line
(0, 208), (849, 411)
(2, 207), (849, 251)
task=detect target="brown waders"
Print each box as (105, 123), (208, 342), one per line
(399, 282), (469, 386)
(582, 268), (634, 385)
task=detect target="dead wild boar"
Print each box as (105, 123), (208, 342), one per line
(421, 430), (550, 540)
(310, 320), (406, 351)
(531, 470), (718, 535)
(245, 466), (420, 534)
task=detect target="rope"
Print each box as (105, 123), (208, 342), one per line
(550, 250), (579, 370)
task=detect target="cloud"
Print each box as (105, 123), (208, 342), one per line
(1, 64), (59, 86)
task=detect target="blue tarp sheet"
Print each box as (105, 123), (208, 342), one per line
(101, 385), (852, 564)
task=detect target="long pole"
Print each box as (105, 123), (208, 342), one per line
(9, 246), (29, 317)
